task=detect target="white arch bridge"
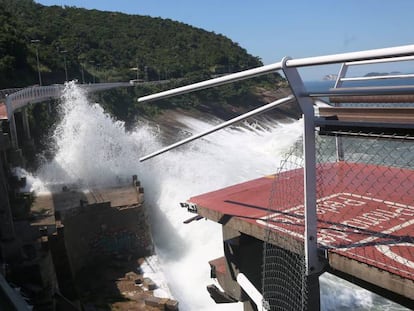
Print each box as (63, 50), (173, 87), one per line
(0, 82), (133, 149)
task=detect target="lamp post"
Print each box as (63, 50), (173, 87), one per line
(96, 63), (101, 82)
(89, 60), (95, 83)
(31, 39), (42, 86)
(61, 50), (68, 81)
(80, 63), (85, 84)
(130, 66), (139, 80)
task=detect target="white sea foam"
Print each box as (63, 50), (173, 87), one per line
(27, 82), (407, 311)
(140, 255), (173, 299)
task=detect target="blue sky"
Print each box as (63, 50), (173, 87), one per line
(35, 0), (414, 80)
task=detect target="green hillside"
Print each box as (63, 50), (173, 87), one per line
(0, 0), (286, 122)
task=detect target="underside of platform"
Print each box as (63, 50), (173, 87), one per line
(188, 161), (414, 309)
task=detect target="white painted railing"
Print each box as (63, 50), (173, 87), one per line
(6, 85), (63, 119)
(139, 44), (414, 102)
(5, 82), (132, 119)
(5, 82), (133, 149)
(137, 44), (414, 311)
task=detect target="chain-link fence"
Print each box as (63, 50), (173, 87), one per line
(262, 132), (414, 310)
(316, 134), (414, 278)
(262, 139), (307, 311)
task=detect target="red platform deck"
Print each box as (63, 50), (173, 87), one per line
(189, 162), (414, 301)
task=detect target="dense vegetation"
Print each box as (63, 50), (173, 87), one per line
(0, 0), (286, 125)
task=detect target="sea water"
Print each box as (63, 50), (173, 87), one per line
(27, 82), (408, 310)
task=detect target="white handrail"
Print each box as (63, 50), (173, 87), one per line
(340, 74), (414, 82)
(138, 61), (284, 102)
(237, 273), (267, 310)
(345, 55), (414, 66)
(139, 95), (295, 161)
(138, 44), (414, 103)
(5, 82), (133, 118)
(285, 44), (414, 67)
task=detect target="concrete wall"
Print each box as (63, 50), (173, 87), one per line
(0, 151), (15, 242)
(62, 202), (152, 277)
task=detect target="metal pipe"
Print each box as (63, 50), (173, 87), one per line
(236, 273), (266, 310)
(340, 73), (414, 82)
(282, 58), (323, 278)
(333, 63), (346, 161)
(286, 44), (414, 67)
(138, 44), (414, 103)
(138, 61), (283, 102)
(139, 95), (295, 162)
(345, 54), (414, 66)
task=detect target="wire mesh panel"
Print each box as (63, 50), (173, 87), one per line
(262, 131), (414, 310)
(315, 134), (414, 279)
(262, 140), (308, 311)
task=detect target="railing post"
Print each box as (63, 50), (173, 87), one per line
(21, 108), (31, 141)
(5, 96), (18, 149)
(282, 57), (323, 311)
(8, 114), (18, 149)
(333, 63), (348, 161)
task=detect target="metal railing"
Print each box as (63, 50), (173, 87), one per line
(138, 44), (414, 103)
(0, 88), (24, 100)
(5, 85), (63, 119)
(4, 82), (133, 149)
(336, 55), (414, 83)
(4, 82), (132, 119)
(137, 44), (414, 310)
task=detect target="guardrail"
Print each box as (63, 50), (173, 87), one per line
(5, 82), (132, 119)
(0, 88), (24, 100)
(138, 44), (414, 103)
(4, 82), (133, 149)
(137, 44), (414, 310)
(6, 85), (63, 119)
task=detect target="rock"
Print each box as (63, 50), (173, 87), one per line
(143, 277), (157, 290)
(125, 271), (138, 280)
(207, 284), (237, 303)
(165, 299), (179, 310)
(144, 296), (168, 308)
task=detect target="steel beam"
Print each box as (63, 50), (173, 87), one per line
(282, 57), (322, 311)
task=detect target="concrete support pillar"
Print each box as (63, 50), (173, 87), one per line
(49, 226), (78, 301)
(8, 149), (25, 168)
(8, 114), (18, 149)
(7, 112), (28, 167)
(0, 153), (15, 241)
(21, 108), (31, 141)
(306, 274), (321, 311)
